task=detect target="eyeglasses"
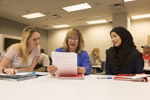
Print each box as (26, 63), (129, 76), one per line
(68, 38), (79, 42)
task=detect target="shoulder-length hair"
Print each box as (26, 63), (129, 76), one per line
(90, 48), (100, 60)
(61, 28), (85, 54)
(7, 26), (40, 66)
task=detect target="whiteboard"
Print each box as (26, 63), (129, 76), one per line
(84, 40), (112, 60)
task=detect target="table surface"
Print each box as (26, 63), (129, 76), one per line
(0, 72), (150, 100)
(92, 65), (101, 68)
(144, 67), (150, 71)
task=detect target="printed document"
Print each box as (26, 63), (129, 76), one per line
(52, 51), (77, 75)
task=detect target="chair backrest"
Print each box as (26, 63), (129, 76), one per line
(99, 60), (106, 75)
(49, 57), (52, 65)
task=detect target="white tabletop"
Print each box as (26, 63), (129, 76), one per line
(144, 67), (150, 71)
(0, 72), (150, 100)
(92, 65), (101, 68)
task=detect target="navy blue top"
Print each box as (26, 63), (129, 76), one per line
(105, 56), (144, 75)
(55, 47), (91, 75)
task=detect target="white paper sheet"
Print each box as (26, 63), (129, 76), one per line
(52, 51), (77, 75)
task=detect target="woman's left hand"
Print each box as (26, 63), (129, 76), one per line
(3, 68), (17, 74)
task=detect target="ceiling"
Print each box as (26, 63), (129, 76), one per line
(0, 0), (150, 30)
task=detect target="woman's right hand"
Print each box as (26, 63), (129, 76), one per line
(97, 63), (101, 65)
(47, 65), (58, 75)
(3, 68), (17, 74)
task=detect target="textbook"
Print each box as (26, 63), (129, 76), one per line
(0, 72), (48, 81)
(57, 74), (85, 80)
(114, 74), (148, 82)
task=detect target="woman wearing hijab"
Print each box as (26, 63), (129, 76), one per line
(105, 26), (144, 75)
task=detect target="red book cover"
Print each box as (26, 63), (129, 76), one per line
(114, 74), (148, 82)
(57, 74), (84, 80)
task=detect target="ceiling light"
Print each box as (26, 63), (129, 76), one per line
(52, 24), (70, 28)
(62, 3), (92, 12)
(123, 0), (136, 2)
(22, 12), (45, 19)
(131, 14), (150, 19)
(86, 20), (107, 24)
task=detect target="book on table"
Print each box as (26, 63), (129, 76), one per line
(57, 74), (85, 80)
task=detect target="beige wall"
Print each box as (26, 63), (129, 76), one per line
(0, 17), (48, 53)
(1, 16), (150, 59)
(131, 18), (150, 53)
(48, 23), (112, 60)
(48, 18), (150, 60)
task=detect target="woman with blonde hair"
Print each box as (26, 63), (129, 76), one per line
(90, 48), (102, 74)
(47, 28), (91, 75)
(0, 26), (41, 74)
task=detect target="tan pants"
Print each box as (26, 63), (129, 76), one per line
(34, 67), (46, 72)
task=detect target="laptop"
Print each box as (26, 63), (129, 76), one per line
(52, 51), (77, 76)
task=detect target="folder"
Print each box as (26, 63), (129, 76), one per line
(114, 74), (148, 82)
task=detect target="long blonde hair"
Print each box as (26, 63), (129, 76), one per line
(61, 28), (85, 54)
(7, 26), (40, 65)
(90, 48), (100, 60)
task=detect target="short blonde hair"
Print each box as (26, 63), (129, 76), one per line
(7, 26), (40, 66)
(61, 28), (85, 54)
(90, 48), (100, 60)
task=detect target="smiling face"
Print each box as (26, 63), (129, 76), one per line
(27, 31), (40, 49)
(111, 32), (122, 47)
(67, 35), (79, 52)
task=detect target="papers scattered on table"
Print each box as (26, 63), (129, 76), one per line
(52, 51), (77, 76)
(0, 72), (48, 81)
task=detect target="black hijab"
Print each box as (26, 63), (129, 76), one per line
(106, 26), (143, 70)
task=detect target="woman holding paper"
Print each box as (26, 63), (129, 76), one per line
(47, 28), (91, 75)
(0, 26), (40, 74)
(105, 26), (144, 75)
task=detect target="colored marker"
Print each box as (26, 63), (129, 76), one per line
(97, 77), (113, 79)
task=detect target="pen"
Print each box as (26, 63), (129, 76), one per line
(97, 77), (113, 79)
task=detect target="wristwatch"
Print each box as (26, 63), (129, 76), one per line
(2, 68), (6, 74)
